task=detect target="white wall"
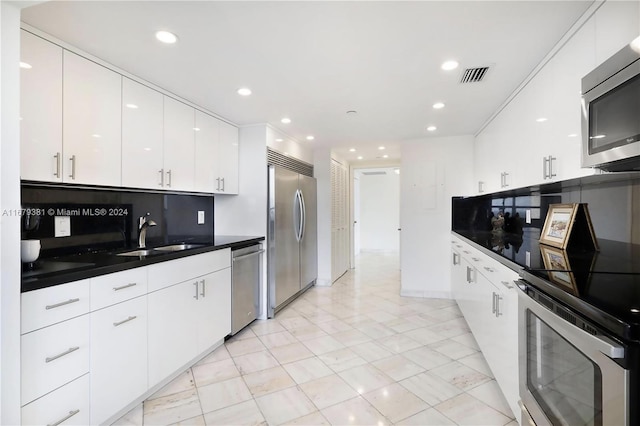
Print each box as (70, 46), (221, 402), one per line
(358, 169), (400, 253)
(400, 135), (474, 298)
(1, 2), (23, 423)
(313, 147), (332, 286)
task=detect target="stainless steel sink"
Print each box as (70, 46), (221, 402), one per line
(154, 243), (204, 252)
(116, 249), (157, 257)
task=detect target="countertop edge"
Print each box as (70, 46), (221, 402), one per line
(451, 230), (525, 276)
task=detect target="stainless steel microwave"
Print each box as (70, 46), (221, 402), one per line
(581, 37), (640, 172)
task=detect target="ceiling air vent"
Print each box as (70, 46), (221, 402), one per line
(362, 171), (387, 176)
(460, 67), (489, 83)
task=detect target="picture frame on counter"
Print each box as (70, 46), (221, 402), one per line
(539, 203), (599, 251)
(539, 245), (579, 295)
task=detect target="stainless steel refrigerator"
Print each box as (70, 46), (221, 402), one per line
(267, 164), (317, 318)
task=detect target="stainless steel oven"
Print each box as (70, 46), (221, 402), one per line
(581, 36), (640, 172)
(517, 280), (629, 426)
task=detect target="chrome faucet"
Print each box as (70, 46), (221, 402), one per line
(138, 213), (157, 248)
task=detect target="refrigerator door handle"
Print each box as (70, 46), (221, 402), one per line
(293, 190), (302, 242)
(299, 190), (306, 242)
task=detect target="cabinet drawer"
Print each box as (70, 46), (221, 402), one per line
(22, 374), (90, 426)
(148, 249), (230, 292)
(21, 315), (90, 405)
(91, 267), (147, 311)
(21, 279), (90, 333)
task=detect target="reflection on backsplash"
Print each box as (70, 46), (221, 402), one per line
(21, 184), (214, 258)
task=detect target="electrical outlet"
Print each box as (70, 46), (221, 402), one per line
(197, 211), (205, 225)
(54, 216), (71, 237)
(526, 209), (532, 224)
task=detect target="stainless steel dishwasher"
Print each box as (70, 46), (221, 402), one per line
(230, 243), (264, 335)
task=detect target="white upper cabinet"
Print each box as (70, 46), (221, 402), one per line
(217, 121), (239, 194)
(163, 97), (195, 192)
(20, 30), (63, 182)
(194, 110), (220, 193)
(122, 78), (164, 189)
(63, 51), (122, 186)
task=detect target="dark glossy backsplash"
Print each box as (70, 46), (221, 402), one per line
(21, 184), (214, 258)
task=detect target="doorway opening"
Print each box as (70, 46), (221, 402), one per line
(352, 167), (401, 268)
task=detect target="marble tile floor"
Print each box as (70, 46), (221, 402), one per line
(113, 253), (517, 426)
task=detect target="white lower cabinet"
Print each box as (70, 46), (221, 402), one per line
(148, 279), (199, 388)
(90, 295), (148, 425)
(197, 269), (231, 352)
(21, 374), (90, 426)
(451, 236), (520, 421)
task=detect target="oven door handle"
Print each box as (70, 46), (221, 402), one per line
(518, 288), (625, 359)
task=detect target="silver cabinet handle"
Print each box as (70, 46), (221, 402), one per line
(193, 281), (199, 300)
(200, 279), (205, 297)
(159, 169), (164, 187)
(466, 266), (471, 283)
(492, 292), (497, 314)
(503, 172), (509, 187)
(463, 250), (470, 254)
(221, 177), (225, 191)
(45, 346), (80, 363)
(501, 280), (514, 289)
(69, 155), (76, 179)
(166, 169), (172, 187)
(471, 257), (480, 262)
(478, 181), (484, 193)
(113, 283), (137, 291)
(113, 316), (137, 327)
(47, 409), (80, 426)
(54, 152), (61, 178)
(216, 177), (220, 191)
(484, 266), (494, 273)
(495, 294), (503, 317)
(233, 249), (265, 262)
(543, 156), (550, 179)
(46, 298), (80, 310)
(548, 155), (557, 178)
(452, 252), (460, 266)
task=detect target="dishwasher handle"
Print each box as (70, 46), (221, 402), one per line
(232, 249), (265, 262)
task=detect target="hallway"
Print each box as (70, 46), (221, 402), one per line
(115, 253), (516, 425)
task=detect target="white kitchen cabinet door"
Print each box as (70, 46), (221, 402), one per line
(163, 97), (195, 191)
(20, 30), (63, 183)
(63, 51), (122, 186)
(194, 110), (220, 193)
(90, 296), (147, 425)
(147, 280), (199, 388)
(217, 121), (239, 194)
(122, 78), (164, 189)
(21, 374), (90, 426)
(196, 268), (231, 352)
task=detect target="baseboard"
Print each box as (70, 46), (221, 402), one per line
(400, 289), (453, 299)
(315, 278), (333, 287)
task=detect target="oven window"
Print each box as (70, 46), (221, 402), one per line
(527, 311), (603, 426)
(589, 73), (640, 154)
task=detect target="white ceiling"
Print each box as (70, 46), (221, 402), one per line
(21, 1), (593, 163)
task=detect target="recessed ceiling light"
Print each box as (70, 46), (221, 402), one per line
(433, 102), (445, 109)
(349, 148), (356, 152)
(346, 110), (357, 115)
(125, 103), (138, 109)
(536, 117), (548, 123)
(306, 135), (315, 141)
(383, 154), (389, 158)
(237, 87), (252, 96)
(275, 138), (283, 142)
(20, 62), (32, 69)
(155, 30), (178, 44)
(441, 60), (459, 71)
(281, 117), (291, 124)
(193, 127), (201, 131)
(143, 147), (152, 152)
(357, 156), (363, 160)
(91, 134), (101, 138)
(426, 125), (437, 132)
(631, 308), (640, 313)
(378, 146), (385, 150)
(568, 133), (578, 138)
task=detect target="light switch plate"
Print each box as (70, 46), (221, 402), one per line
(197, 211), (205, 225)
(526, 209), (532, 224)
(54, 216), (71, 237)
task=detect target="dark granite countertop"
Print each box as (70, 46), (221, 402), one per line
(22, 235), (264, 293)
